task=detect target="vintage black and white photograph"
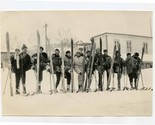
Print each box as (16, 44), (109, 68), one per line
(0, 11), (153, 116)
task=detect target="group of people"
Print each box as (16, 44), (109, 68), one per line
(10, 44), (141, 95)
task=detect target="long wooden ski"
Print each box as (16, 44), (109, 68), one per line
(6, 32), (13, 96)
(71, 39), (74, 93)
(84, 41), (94, 91)
(137, 46), (145, 90)
(87, 40), (96, 92)
(36, 31), (40, 93)
(107, 45), (116, 91)
(82, 45), (86, 91)
(99, 37), (103, 91)
(61, 40), (66, 93)
(47, 38), (56, 93)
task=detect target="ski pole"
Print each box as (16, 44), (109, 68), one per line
(94, 70), (98, 91)
(102, 71), (105, 91)
(3, 70), (10, 95)
(140, 70), (145, 89)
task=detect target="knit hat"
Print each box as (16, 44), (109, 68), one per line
(76, 50), (81, 54)
(55, 49), (60, 52)
(40, 47), (44, 51)
(116, 50), (121, 55)
(22, 44), (27, 50)
(66, 50), (71, 54)
(15, 48), (20, 51)
(134, 52), (139, 57)
(103, 49), (108, 52)
(127, 53), (131, 56)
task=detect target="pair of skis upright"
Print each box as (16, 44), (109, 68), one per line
(84, 39), (96, 92)
(5, 32), (13, 96)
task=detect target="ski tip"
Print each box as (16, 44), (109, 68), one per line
(37, 30), (40, 36)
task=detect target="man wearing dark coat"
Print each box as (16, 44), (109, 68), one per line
(103, 49), (112, 90)
(11, 44), (31, 94)
(31, 47), (49, 93)
(113, 50), (125, 91)
(52, 49), (62, 90)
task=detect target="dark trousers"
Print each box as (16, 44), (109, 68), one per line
(106, 69), (110, 81)
(128, 72), (138, 88)
(98, 72), (103, 91)
(105, 69), (110, 88)
(15, 69), (26, 90)
(56, 72), (61, 88)
(65, 72), (71, 85)
(39, 68), (43, 82)
(117, 73), (122, 89)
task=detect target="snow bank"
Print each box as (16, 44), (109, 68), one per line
(1, 68), (153, 116)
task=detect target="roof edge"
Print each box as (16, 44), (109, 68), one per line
(91, 32), (152, 40)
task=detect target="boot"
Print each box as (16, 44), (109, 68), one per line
(134, 82), (138, 90)
(117, 83), (121, 91)
(67, 85), (70, 92)
(76, 85), (82, 93)
(37, 86), (42, 94)
(106, 84), (110, 91)
(130, 82), (134, 90)
(23, 87), (27, 94)
(16, 89), (20, 94)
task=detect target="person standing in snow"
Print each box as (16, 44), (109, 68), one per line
(125, 53), (134, 89)
(102, 49), (112, 90)
(64, 50), (72, 92)
(31, 47), (49, 93)
(52, 49), (62, 91)
(73, 50), (85, 92)
(94, 48), (105, 91)
(113, 50), (125, 91)
(131, 52), (141, 90)
(11, 44), (31, 94)
(11, 48), (21, 94)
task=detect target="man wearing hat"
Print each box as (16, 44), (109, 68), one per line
(11, 44), (31, 94)
(73, 50), (85, 92)
(113, 50), (125, 91)
(131, 52), (141, 90)
(52, 49), (62, 90)
(103, 49), (112, 90)
(11, 48), (21, 94)
(94, 48), (106, 91)
(64, 50), (72, 92)
(31, 47), (49, 93)
(19, 44), (31, 94)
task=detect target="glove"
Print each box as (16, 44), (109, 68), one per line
(31, 66), (36, 70)
(79, 72), (82, 75)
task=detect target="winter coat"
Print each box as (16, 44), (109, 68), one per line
(73, 56), (84, 74)
(94, 54), (106, 73)
(11, 52), (31, 73)
(11, 54), (20, 73)
(113, 56), (124, 74)
(85, 55), (95, 74)
(132, 56), (141, 72)
(31, 52), (49, 71)
(125, 57), (133, 74)
(52, 54), (62, 74)
(103, 54), (112, 70)
(64, 55), (71, 72)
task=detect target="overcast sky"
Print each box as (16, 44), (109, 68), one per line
(0, 11), (152, 51)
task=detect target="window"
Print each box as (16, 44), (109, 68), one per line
(143, 42), (148, 54)
(126, 40), (132, 53)
(114, 39), (119, 50)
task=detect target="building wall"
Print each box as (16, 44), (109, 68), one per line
(94, 33), (152, 55)
(93, 33), (153, 68)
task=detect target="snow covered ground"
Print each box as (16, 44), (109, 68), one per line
(1, 68), (153, 116)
